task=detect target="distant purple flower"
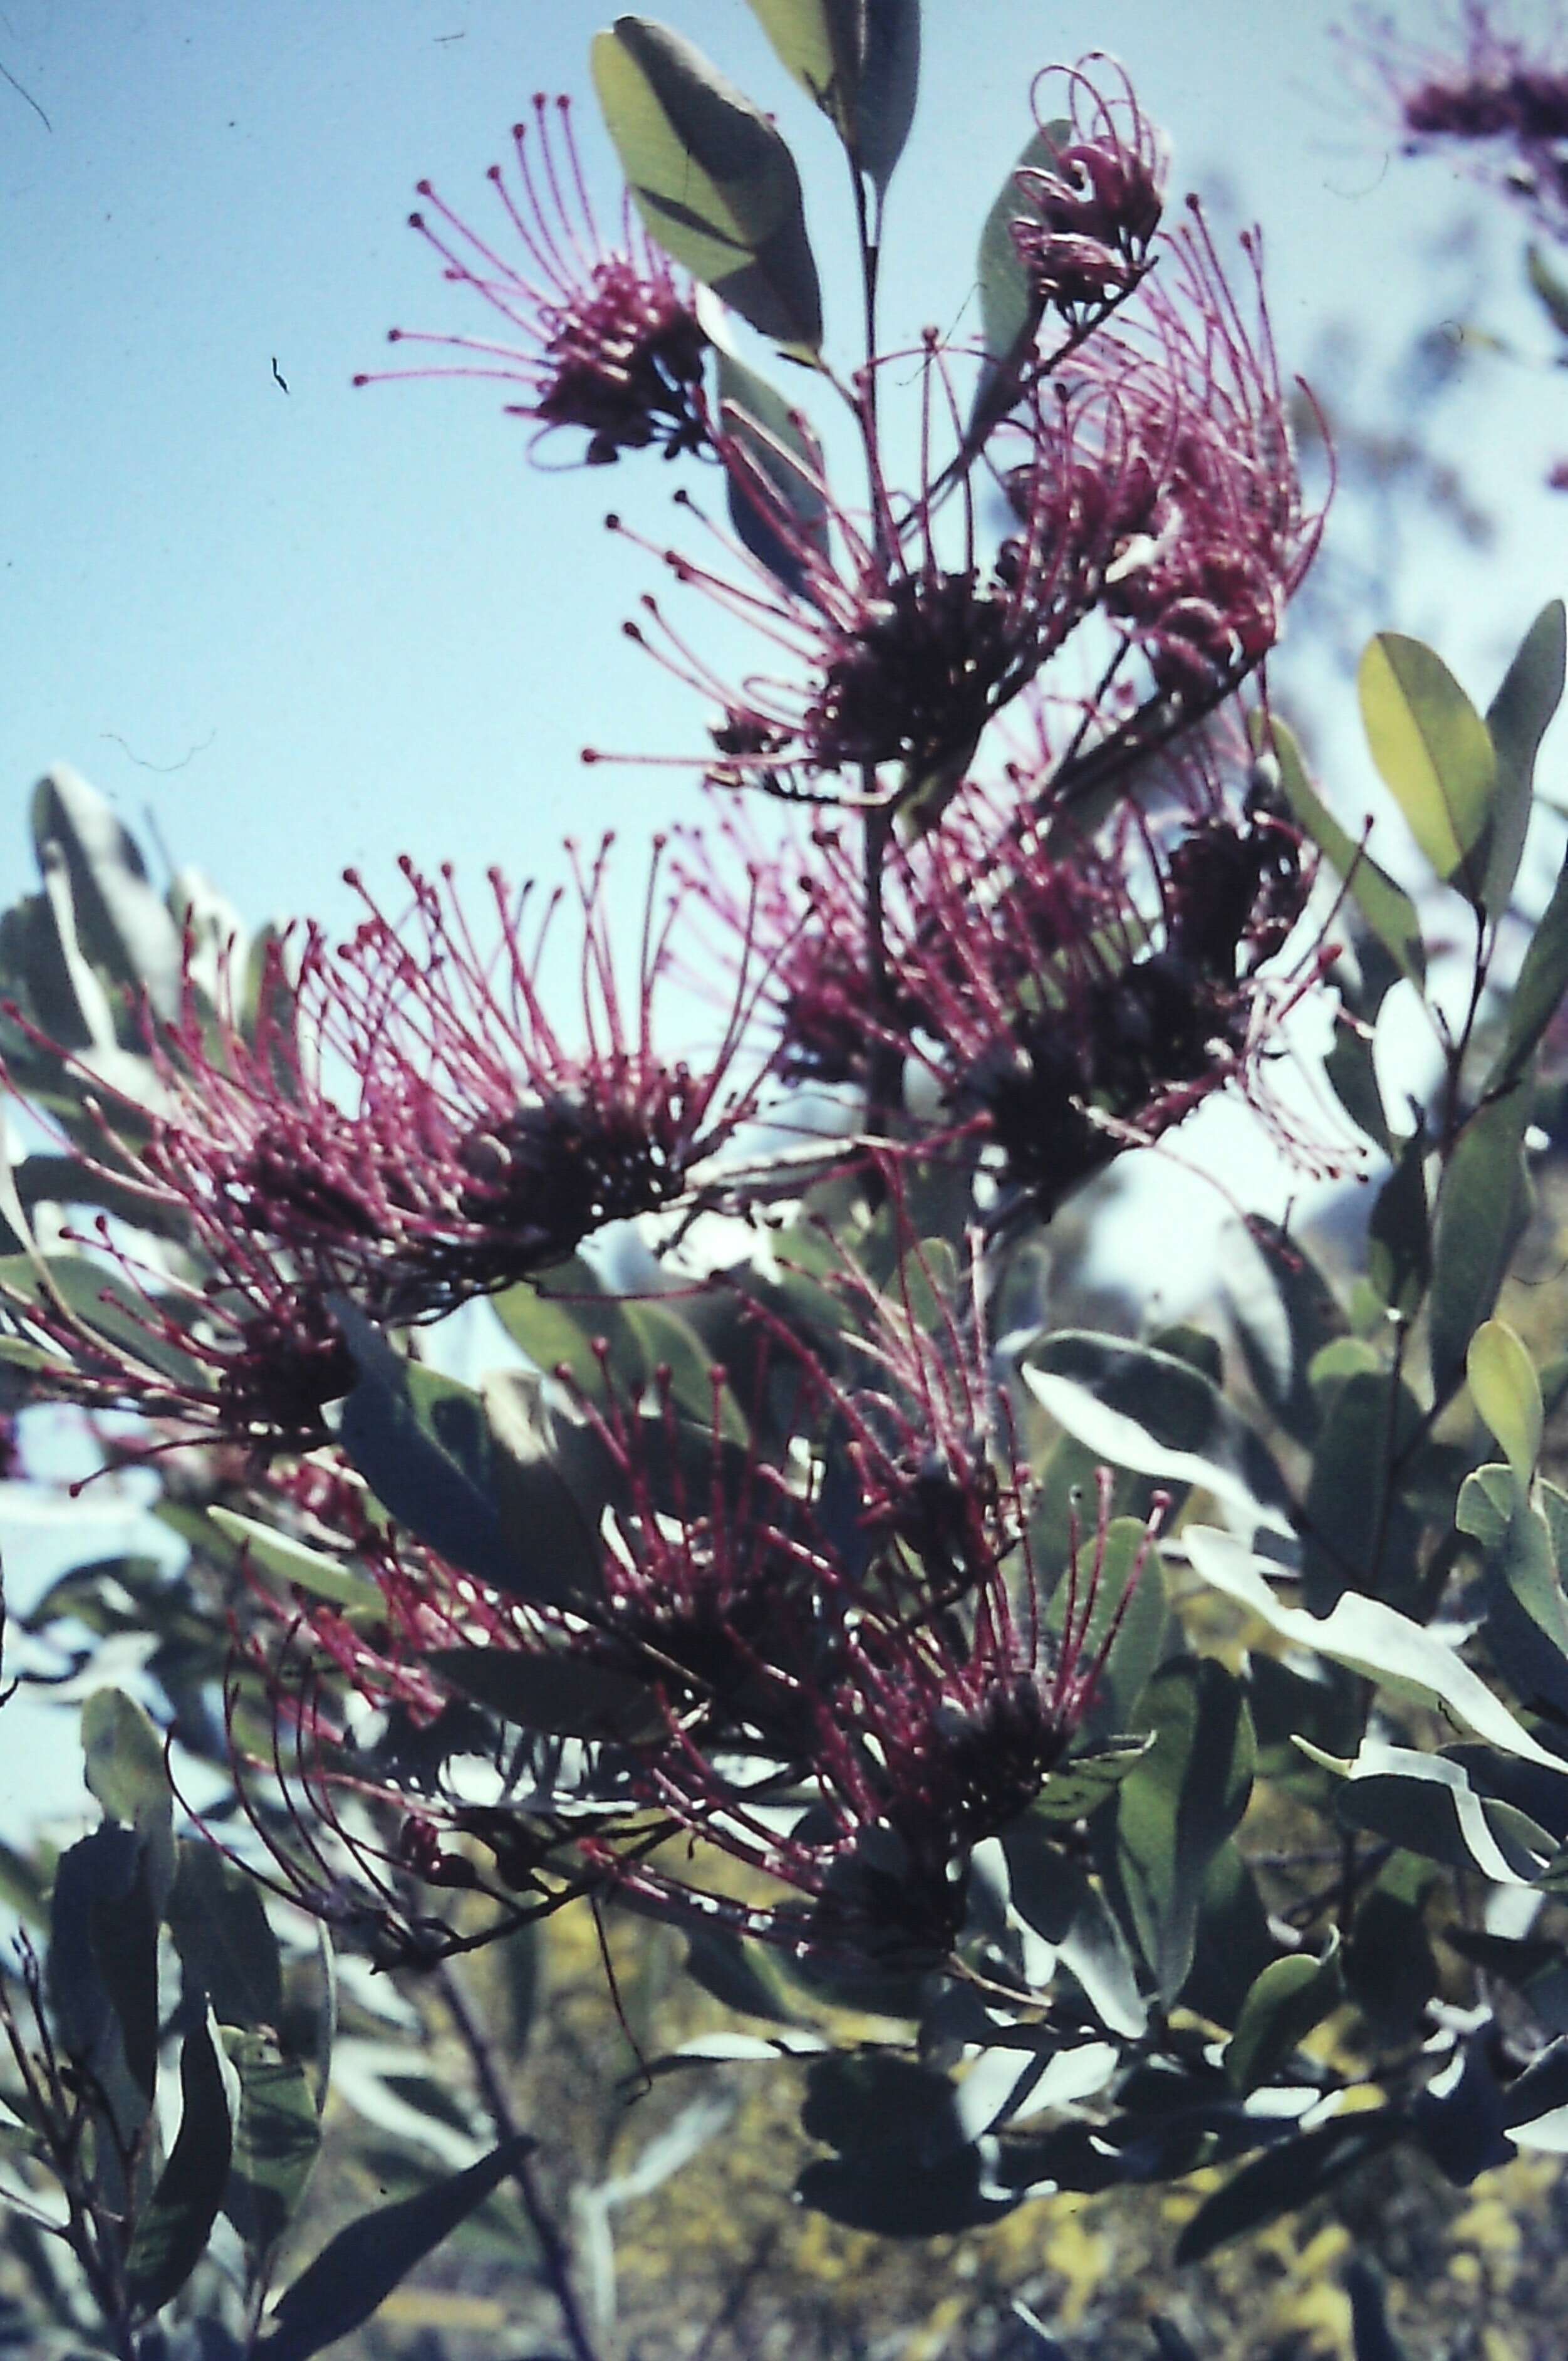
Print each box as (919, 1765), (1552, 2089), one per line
(1010, 56), (1168, 323)
(356, 95), (710, 464)
(1352, 4), (1568, 240)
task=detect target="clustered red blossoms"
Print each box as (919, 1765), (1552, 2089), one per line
(4, 46), (1339, 1983)
(224, 1216), (1165, 1969)
(0, 840), (786, 1454)
(354, 94), (710, 464)
(1351, 3), (1568, 241)
(1012, 58), (1168, 321)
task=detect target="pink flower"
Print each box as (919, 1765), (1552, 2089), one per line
(1010, 57), (1169, 322)
(356, 95), (710, 464)
(597, 351), (1141, 798)
(0, 841), (781, 1453)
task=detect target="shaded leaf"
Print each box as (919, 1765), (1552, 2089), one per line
(425, 1646), (662, 1743)
(167, 1840), (284, 2033)
(1227, 1216), (1347, 1446)
(976, 126), (1059, 366)
(714, 335), (828, 597)
(1429, 1079), (1533, 1404)
(1489, 826), (1568, 1093)
(31, 764), (182, 1015)
(1175, 2112), (1401, 2263)
(1326, 1741), (1555, 1884)
(1359, 633), (1496, 898)
(1366, 1129), (1430, 1318)
(1113, 1657), (1254, 2004)
(127, 2014), (234, 2319)
(592, 17), (823, 352)
(1224, 1938), (1342, 2095)
(1481, 598), (1566, 922)
(1020, 1332), (1292, 1535)
(257, 2135), (532, 2360)
(1302, 1366), (1425, 1614)
(222, 2031), (324, 2259)
(1257, 717), (1425, 982)
(746, 1), (920, 193)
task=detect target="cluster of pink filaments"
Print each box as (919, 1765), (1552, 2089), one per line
(355, 95), (710, 463)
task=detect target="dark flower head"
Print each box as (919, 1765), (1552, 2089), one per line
(598, 349), (1142, 801)
(1348, 6), (1568, 239)
(1012, 56), (1169, 321)
(355, 95), (710, 464)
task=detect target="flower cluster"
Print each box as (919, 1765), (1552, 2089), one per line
(355, 94), (710, 464)
(0, 840), (783, 1454)
(1353, 4), (1568, 241)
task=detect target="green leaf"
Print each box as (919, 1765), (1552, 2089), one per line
(1480, 600), (1566, 923)
(208, 1509), (384, 1616)
(257, 2135), (534, 2360)
(425, 1646), (662, 1743)
(480, 1367), (618, 1606)
(1032, 1736), (1153, 1823)
(976, 125), (1061, 365)
(1256, 718), (1425, 983)
(222, 2031), (325, 2260)
(48, 1827), (160, 2210)
(1323, 1021), (1393, 1157)
(1227, 1216), (1348, 1447)
(334, 1308), (517, 1595)
(1468, 1318), (1543, 1484)
(1175, 2113), (1401, 2264)
(1527, 242), (1568, 336)
(492, 1263), (642, 1401)
(1458, 1466), (1568, 1716)
(745, 1), (920, 194)
(1185, 1526), (1567, 1768)
(1358, 633), (1497, 898)
(1047, 1517), (1167, 1734)
(1429, 1078), (1533, 1403)
(1366, 1129), (1430, 1318)
(591, 17), (823, 353)
(127, 2014), (234, 2320)
(682, 1925), (800, 2026)
(167, 1840), (284, 2032)
(82, 1687), (174, 1912)
(1488, 826), (1568, 1095)
(1301, 1366), (1425, 1614)
(797, 2145), (1011, 2236)
(714, 334), (828, 596)
(31, 764), (183, 1015)
(1223, 1937), (1342, 2095)
(1327, 1742), (1556, 1884)
(1113, 1657), (1254, 2004)
(1020, 1331), (1292, 1535)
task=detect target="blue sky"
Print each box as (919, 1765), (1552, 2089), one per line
(2, 0), (1567, 1820)
(3, 0), (1563, 940)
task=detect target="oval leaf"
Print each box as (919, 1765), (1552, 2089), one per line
(592, 17), (823, 352)
(1468, 1318), (1544, 1485)
(1358, 633), (1496, 897)
(1482, 599), (1567, 922)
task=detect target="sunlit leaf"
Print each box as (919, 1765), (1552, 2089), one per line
(1185, 1527), (1566, 1768)
(1358, 633), (1496, 898)
(1224, 1937), (1341, 2095)
(208, 1508), (384, 1616)
(1467, 1319), (1543, 1486)
(592, 17), (823, 352)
